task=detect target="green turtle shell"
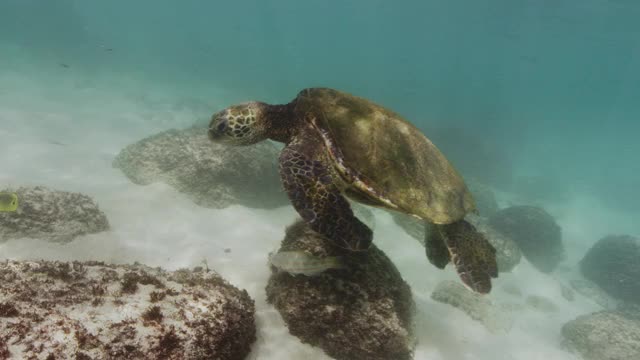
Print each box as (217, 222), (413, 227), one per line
(293, 87), (476, 224)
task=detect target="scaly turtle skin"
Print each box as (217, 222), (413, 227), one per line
(208, 88), (498, 293)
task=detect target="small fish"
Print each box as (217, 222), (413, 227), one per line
(46, 140), (67, 146)
(0, 192), (18, 212)
(268, 251), (346, 276)
(59, 63), (70, 68)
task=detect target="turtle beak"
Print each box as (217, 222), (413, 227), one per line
(207, 111), (228, 142)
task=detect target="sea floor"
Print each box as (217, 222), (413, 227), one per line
(1, 66), (638, 360)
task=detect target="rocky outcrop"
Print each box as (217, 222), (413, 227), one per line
(570, 278), (617, 309)
(580, 235), (640, 304)
(266, 220), (415, 360)
(489, 206), (565, 273)
(431, 280), (513, 333)
(562, 310), (640, 360)
(466, 215), (521, 272)
(0, 186), (109, 243)
(0, 260), (255, 360)
(113, 126), (289, 209)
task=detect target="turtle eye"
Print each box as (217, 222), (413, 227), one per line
(217, 120), (227, 132)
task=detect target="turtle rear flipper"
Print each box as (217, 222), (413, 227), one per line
(433, 220), (498, 294)
(279, 132), (373, 252)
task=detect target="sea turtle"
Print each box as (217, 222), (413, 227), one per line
(207, 88), (498, 293)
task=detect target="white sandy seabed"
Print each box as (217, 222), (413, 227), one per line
(1, 66), (639, 360)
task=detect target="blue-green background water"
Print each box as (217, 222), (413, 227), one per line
(1, 2), (639, 359)
(1, 0), (638, 210)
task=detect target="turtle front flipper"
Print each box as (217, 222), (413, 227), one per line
(430, 220), (498, 294)
(425, 222), (451, 269)
(279, 135), (373, 252)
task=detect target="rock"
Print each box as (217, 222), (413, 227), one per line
(562, 310), (640, 360)
(431, 280), (513, 333)
(0, 260), (255, 360)
(466, 179), (499, 217)
(266, 220), (415, 360)
(525, 295), (558, 313)
(466, 215), (521, 272)
(489, 205), (565, 273)
(113, 126), (289, 209)
(580, 235), (640, 304)
(617, 302), (640, 321)
(570, 278), (617, 309)
(0, 186), (109, 243)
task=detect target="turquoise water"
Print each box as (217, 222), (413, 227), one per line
(3, 0), (638, 210)
(1, 1), (639, 359)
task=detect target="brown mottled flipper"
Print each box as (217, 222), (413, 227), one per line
(279, 135), (373, 252)
(425, 222), (451, 269)
(435, 220), (498, 294)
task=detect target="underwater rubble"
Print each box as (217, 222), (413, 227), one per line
(489, 205), (565, 273)
(266, 220), (416, 360)
(431, 280), (514, 334)
(580, 234), (640, 304)
(0, 186), (109, 243)
(0, 260), (255, 360)
(113, 126), (289, 209)
(562, 308), (640, 360)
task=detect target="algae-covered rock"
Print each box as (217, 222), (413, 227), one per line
(489, 205), (565, 273)
(113, 126), (288, 209)
(431, 280), (513, 333)
(562, 310), (640, 360)
(266, 220), (415, 360)
(0, 186), (109, 243)
(0, 260), (255, 360)
(580, 235), (640, 304)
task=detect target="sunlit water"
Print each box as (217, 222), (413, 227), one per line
(1, 1), (639, 359)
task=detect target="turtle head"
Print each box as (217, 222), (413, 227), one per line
(208, 101), (269, 145)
